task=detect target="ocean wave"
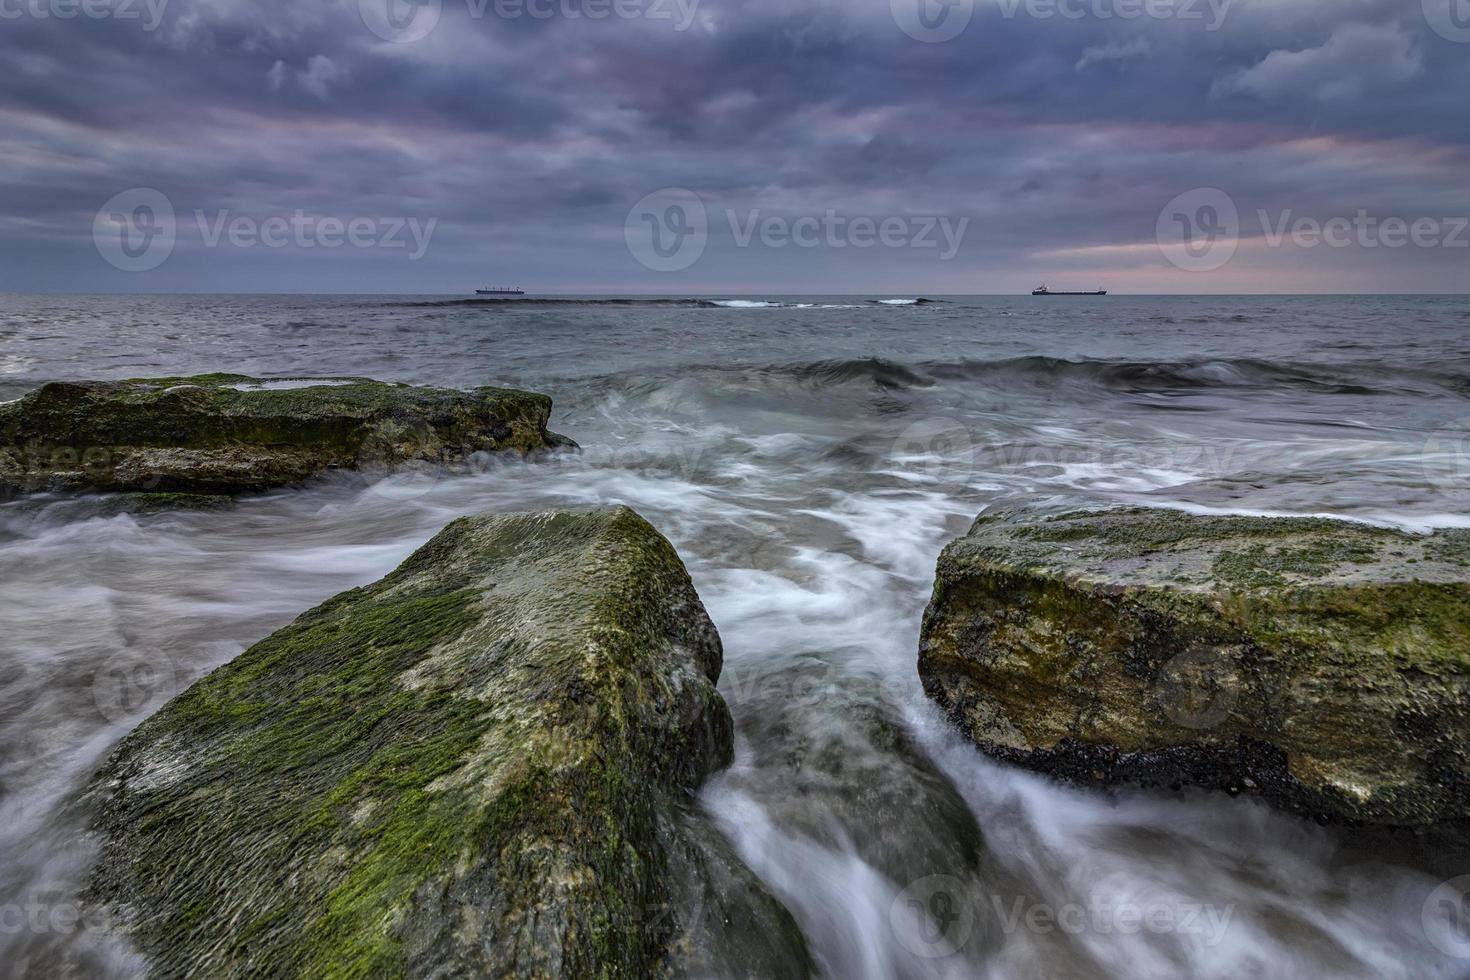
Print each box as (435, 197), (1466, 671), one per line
(585, 354), (1458, 404)
(579, 354), (1452, 408)
(784, 357), (930, 390)
(579, 357), (934, 402)
(918, 355), (1434, 396)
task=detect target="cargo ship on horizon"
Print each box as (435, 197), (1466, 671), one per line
(1032, 284), (1107, 296)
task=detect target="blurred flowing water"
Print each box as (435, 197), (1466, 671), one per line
(1, 293), (1468, 978)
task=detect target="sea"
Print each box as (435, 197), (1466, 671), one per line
(2, 293), (1468, 978)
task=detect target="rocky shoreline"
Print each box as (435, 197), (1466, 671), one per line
(13, 371), (1462, 974)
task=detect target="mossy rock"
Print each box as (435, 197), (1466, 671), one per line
(919, 506), (1470, 837)
(79, 506), (810, 978)
(0, 374), (573, 499)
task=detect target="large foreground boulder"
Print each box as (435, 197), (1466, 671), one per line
(919, 506), (1470, 836)
(0, 374), (571, 497)
(80, 506), (810, 978)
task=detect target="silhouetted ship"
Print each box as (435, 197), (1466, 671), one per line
(475, 287), (524, 296)
(1032, 284), (1107, 296)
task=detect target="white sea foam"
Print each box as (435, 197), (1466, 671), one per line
(708, 300), (867, 309)
(0, 353), (36, 375)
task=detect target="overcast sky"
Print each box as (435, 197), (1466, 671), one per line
(1, 0), (1466, 293)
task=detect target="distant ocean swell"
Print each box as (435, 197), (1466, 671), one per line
(582, 355), (1470, 399)
(388, 297), (942, 309)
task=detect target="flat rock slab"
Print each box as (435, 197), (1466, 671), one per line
(919, 506), (1470, 836)
(80, 506), (809, 978)
(0, 373), (571, 497)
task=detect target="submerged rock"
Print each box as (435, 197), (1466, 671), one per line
(717, 660), (984, 885)
(708, 663), (997, 974)
(81, 506), (809, 978)
(0, 373), (572, 498)
(919, 506), (1470, 836)
(1, 491), (239, 521)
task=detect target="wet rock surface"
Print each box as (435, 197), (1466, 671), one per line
(80, 506), (808, 978)
(919, 506), (1470, 837)
(0, 374), (572, 499)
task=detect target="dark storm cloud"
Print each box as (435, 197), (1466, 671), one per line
(0, 0), (1465, 292)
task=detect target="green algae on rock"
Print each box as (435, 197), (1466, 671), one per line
(919, 506), (1470, 836)
(80, 506), (810, 979)
(0, 374), (572, 498)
